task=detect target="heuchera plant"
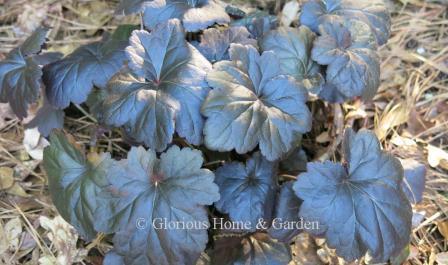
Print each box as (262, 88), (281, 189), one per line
(0, 0), (415, 264)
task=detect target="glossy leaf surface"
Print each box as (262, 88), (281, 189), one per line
(43, 131), (111, 240)
(43, 34), (128, 108)
(214, 152), (277, 230)
(0, 27), (48, 118)
(194, 26), (257, 62)
(143, 0), (230, 32)
(312, 18), (380, 102)
(293, 129), (412, 262)
(202, 44), (312, 161)
(300, 0), (391, 45)
(101, 20), (211, 151)
(96, 146), (220, 265)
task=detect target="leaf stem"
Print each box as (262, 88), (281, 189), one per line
(204, 160), (225, 167)
(74, 104), (97, 123)
(279, 174), (297, 180)
(139, 12), (144, 30)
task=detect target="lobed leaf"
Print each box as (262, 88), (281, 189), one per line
(202, 44), (312, 161)
(193, 26), (257, 63)
(293, 129), (412, 262)
(101, 72), (178, 151)
(268, 181), (303, 242)
(19, 27), (49, 56)
(142, 0), (230, 32)
(25, 95), (65, 137)
(24, 53), (64, 136)
(101, 19), (211, 151)
(237, 233), (291, 265)
(261, 26), (322, 92)
(0, 27), (49, 119)
(33, 52), (64, 67)
(43, 33), (128, 108)
(312, 18), (380, 102)
(96, 146), (220, 265)
(214, 152), (277, 230)
(209, 233), (291, 265)
(300, 0), (391, 45)
(231, 11), (278, 38)
(43, 131), (111, 240)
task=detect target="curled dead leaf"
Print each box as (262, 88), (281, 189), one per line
(375, 102), (409, 140)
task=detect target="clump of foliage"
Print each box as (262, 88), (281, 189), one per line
(0, 0), (414, 264)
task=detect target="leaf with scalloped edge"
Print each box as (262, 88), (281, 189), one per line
(25, 94), (64, 137)
(95, 145), (220, 265)
(0, 27), (48, 119)
(312, 18), (380, 102)
(101, 20), (211, 151)
(208, 233), (291, 265)
(43, 130), (111, 240)
(202, 44), (312, 161)
(261, 26), (322, 93)
(193, 26), (257, 62)
(43, 32), (128, 108)
(293, 128), (412, 262)
(33, 52), (64, 67)
(268, 181), (302, 242)
(300, 0), (391, 46)
(143, 0), (230, 32)
(231, 11), (278, 38)
(24, 52), (64, 136)
(214, 152), (277, 230)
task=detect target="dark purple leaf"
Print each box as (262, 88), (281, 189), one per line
(202, 44), (312, 161)
(312, 18), (380, 102)
(0, 27), (49, 119)
(25, 94), (64, 137)
(143, 0), (230, 32)
(300, 0), (391, 45)
(43, 36), (128, 108)
(96, 146), (220, 265)
(214, 152), (277, 230)
(43, 131), (112, 240)
(268, 181), (303, 242)
(209, 233), (292, 265)
(100, 20), (211, 151)
(261, 26), (321, 92)
(231, 11), (278, 38)
(293, 129), (412, 262)
(194, 26), (257, 62)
